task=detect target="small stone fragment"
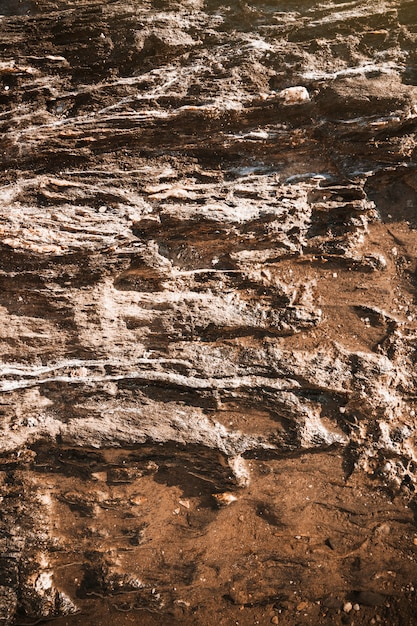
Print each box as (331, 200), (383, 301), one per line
(129, 494), (147, 506)
(278, 86), (310, 105)
(325, 537), (335, 550)
(322, 595), (342, 609)
(212, 492), (238, 506)
(107, 466), (143, 484)
(343, 602), (353, 613)
(271, 616), (279, 625)
(90, 471), (107, 482)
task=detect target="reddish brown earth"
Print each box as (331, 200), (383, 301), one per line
(1, 1), (417, 625)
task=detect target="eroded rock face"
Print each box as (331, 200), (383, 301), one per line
(1, 1), (417, 624)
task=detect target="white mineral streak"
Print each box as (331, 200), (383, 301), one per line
(309, 2), (391, 26)
(302, 62), (402, 81)
(0, 367), (302, 393)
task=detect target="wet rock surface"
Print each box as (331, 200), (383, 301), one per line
(1, 0), (417, 624)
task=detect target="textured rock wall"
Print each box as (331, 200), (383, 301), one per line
(2, 1), (417, 624)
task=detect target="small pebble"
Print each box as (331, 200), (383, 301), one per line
(278, 86), (310, 105)
(271, 616), (279, 625)
(212, 492), (238, 506)
(353, 603), (360, 611)
(322, 596), (342, 609)
(343, 602), (352, 613)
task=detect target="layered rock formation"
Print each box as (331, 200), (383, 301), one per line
(1, 0), (417, 624)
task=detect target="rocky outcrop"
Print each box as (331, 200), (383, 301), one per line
(1, 1), (417, 624)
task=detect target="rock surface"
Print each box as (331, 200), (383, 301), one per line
(1, 0), (417, 624)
